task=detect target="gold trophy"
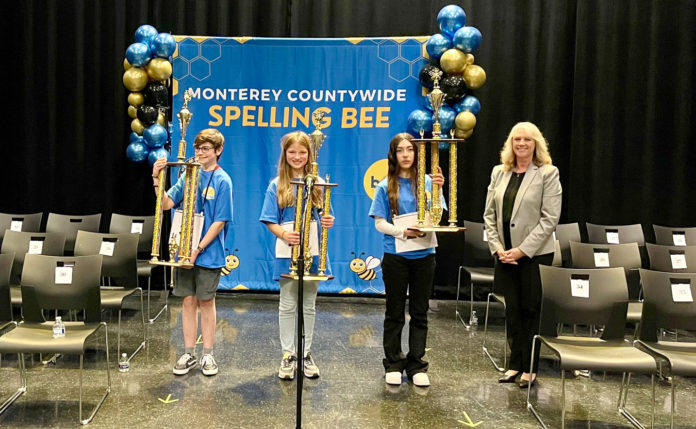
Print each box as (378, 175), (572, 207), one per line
(150, 88), (202, 267)
(281, 111), (337, 281)
(411, 70), (464, 233)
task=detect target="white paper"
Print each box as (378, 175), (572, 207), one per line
(28, 240), (43, 255)
(55, 266), (73, 285)
(170, 210), (204, 256)
(10, 220), (22, 232)
(99, 241), (115, 257)
(673, 233), (686, 246)
(594, 251), (610, 267)
(130, 222), (144, 234)
(393, 212), (438, 253)
(275, 221), (319, 258)
(482, 229), (488, 242)
(670, 254), (687, 270)
(606, 231), (620, 244)
(570, 278), (590, 298)
(671, 283), (693, 302)
(552, 230), (556, 240)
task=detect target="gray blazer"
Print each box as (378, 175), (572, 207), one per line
(483, 163), (562, 257)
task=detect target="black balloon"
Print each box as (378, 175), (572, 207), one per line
(419, 63), (443, 90)
(441, 74), (468, 104)
(137, 105), (158, 126)
(144, 81), (169, 107)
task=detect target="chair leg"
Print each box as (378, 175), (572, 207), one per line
(148, 275), (168, 324)
(670, 376), (676, 429)
(618, 372), (650, 429)
(527, 336), (549, 428)
(128, 289), (147, 363)
(455, 266), (471, 329)
(482, 293), (505, 372)
(79, 322), (111, 425)
(0, 352), (27, 415)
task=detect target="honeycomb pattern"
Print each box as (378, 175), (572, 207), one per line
(373, 39), (426, 83)
(173, 37), (223, 82)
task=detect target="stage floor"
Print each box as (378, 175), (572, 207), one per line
(0, 294), (693, 428)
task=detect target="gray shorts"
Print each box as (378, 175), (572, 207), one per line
(173, 266), (220, 300)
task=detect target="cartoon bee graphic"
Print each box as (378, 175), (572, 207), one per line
(349, 252), (381, 281)
(221, 248), (240, 276)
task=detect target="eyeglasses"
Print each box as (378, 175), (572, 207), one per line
(194, 145), (215, 153)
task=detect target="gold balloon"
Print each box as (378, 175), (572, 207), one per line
(157, 111), (166, 126)
(463, 64), (487, 90)
(123, 67), (149, 91)
(455, 128), (474, 139)
(128, 92), (144, 107)
(465, 54), (475, 65)
(439, 48), (467, 74)
(128, 105), (138, 119)
(131, 118), (145, 135)
(124, 58), (132, 71)
(147, 58), (173, 81)
(455, 111), (477, 130)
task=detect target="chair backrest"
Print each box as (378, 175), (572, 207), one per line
(20, 254), (102, 323)
(638, 269), (696, 339)
(0, 231), (66, 285)
(552, 240), (562, 267)
(109, 213), (155, 255)
(570, 241), (641, 271)
(463, 220), (494, 267)
(653, 225), (696, 246)
(74, 231), (139, 289)
(0, 253), (14, 322)
(46, 213), (101, 254)
(586, 222), (645, 245)
(646, 243), (696, 273)
(0, 212), (43, 242)
(539, 265), (628, 339)
(555, 222), (581, 266)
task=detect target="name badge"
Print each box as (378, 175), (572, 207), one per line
(593, 249), (610, 267)
(670, 253), (687, 270)
(55, 266), (73, 285)
(671, 281), (693, 303)
(28, 239), (44, 254)
(571, 275), (590, 298)
(10, 220), (23, 231)
(672, 232), (686, 246)
(606, 230), (619, 244)
(130, 221), (144, 234)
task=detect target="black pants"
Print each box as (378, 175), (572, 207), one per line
(494, 253), (554, 373)
(381, 253), (436, 376)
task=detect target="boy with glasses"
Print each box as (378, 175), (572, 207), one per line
(152, 128), (233, 376)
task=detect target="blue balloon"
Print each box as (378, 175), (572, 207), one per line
(151, 33), (176, 58)
(437, 5), (466, 37)
(425, 34), (452, 60)
(420, 95), (434, 112)
(407, 109), (433, 135)
(126, 42), (151, 67)
(435, 105), (457, 136)
(134, 25), (158, 45)
(143, 124), (168, 148)
(454, 95), (481, 115)
(126, 141), (149, 163)
(148, 147), (169, 166)
(453, 26), (482, 53)
(129, 132), (142, 144)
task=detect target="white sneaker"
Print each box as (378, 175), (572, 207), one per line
(200, 354), (218, 376)
(385, 371), (402, 385)
(173, 353), (197, 375)
(412, 372), (430, 387)
(278, 353), (296, 380)
(303, 352), (320, 378)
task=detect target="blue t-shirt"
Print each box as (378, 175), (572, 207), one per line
(259, 177), (332, 281)
(369, 175), (445, 259)
(168, 166), (233, 268)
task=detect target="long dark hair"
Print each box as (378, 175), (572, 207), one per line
(386, 132), (418, 216)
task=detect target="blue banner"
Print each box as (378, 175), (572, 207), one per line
(170, 36), (427, 293)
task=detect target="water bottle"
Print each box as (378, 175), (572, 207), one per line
(52, 316), (65, 338)
(118, 353), (130, 373)
(469, 310), (478, 327)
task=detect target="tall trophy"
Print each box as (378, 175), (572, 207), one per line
(150, 88), (202, 267)
(411, 70), (464, 233)
(280, 111), (337, 281)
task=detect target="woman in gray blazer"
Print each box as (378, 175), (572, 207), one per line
(483, 122), (562, 388)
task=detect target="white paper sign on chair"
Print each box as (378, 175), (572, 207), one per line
(593, 249), (610, 267)
(670, 253), (687, 270)
(671, 282), (693, 303)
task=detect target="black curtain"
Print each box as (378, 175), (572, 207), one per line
(2, 0), (695, 284)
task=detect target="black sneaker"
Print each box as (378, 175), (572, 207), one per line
(173, 353), (197, 375)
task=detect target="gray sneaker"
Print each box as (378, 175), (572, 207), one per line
(200, 354), (218, 376)
(303, 352), (320, 378)
(278, 353), (296, 380)
(173, 353), (197, 375)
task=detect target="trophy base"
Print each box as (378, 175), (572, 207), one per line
(280, 273), (334, 281)
(150, 260), (195, 268)
(408, 226), (466, 233)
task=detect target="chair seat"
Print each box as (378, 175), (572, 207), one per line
(137, 260), (155, 277)
(100, 287), (139, 308)
(463, 266), (494, 284)
(640, 341), (696, 376)
(491, 292), (505, 305)
(0, 322), (101, 354)
(627, 301), (642, 323)
(541, 336), (657, 372)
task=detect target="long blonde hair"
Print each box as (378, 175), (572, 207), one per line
(276, 131), (323, 209)
(500, 122), (552, 171)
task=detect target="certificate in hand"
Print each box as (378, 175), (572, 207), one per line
(393, 212), (438, 253)
(276, 221), (320, 258)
